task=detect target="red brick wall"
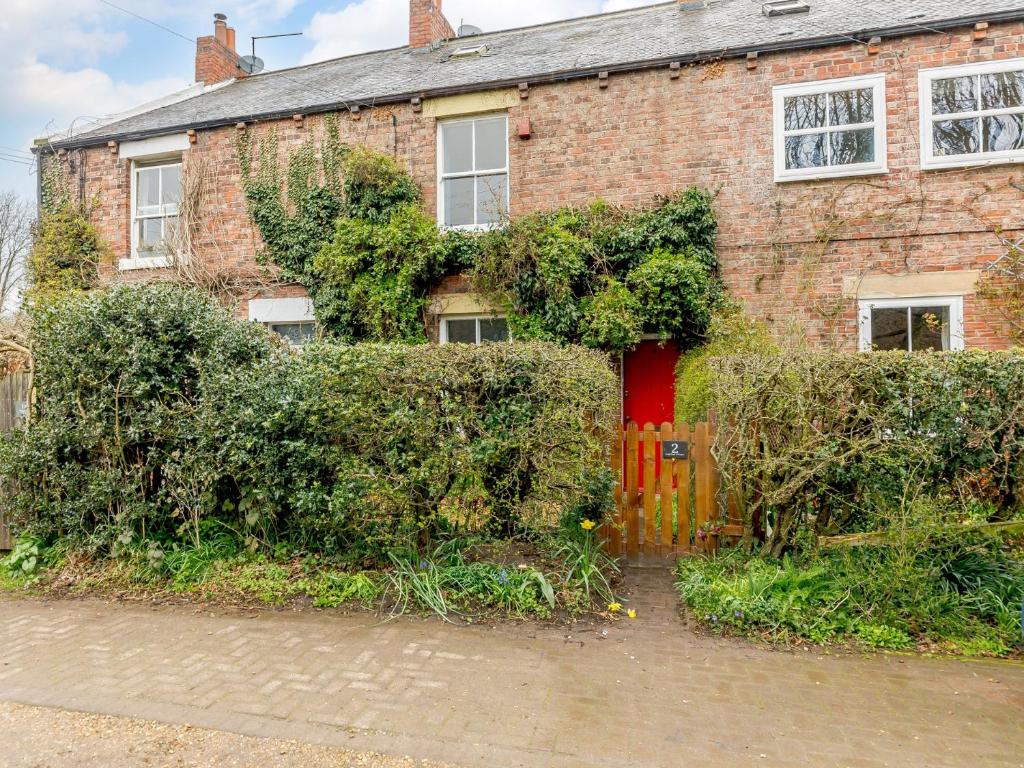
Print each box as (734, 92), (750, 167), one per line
(68, 21), (1024, 349)
(409, 0), (455, 49)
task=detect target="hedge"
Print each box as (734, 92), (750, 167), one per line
(0, 284), (618, 563)
(711, 351), (1024, 555)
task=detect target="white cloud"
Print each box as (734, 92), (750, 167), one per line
(303, 0), (663, 64)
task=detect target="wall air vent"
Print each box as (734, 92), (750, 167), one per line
(762, 1), (810, 17)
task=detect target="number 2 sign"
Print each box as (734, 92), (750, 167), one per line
(661, 440), (689, 460)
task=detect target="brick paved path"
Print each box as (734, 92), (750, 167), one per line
(1, 569), (1022, 768)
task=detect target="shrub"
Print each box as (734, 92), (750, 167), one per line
(675, 306), (775, 423)
(710, 351), (1024, 555)
(676, 531), (1023, 654)
(0, 284), (278, 547)
(200, 341), (619, 560)
(1, 285), (619, 559)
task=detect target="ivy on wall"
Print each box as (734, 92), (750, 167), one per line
(237, 126), (721, 350)
(24, 155), (105, 304)
(473, 193), (721, 351)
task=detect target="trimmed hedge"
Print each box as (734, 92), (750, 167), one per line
(0, 284), (618, 562)
(711, 351), (1024, 555)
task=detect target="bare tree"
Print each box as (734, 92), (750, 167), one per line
(0, 191), (33, 316)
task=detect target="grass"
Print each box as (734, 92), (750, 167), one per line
(2, 527), (620, 622)
(675, 538), (1024, 657)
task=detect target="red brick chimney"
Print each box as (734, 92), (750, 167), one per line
(195, 13), (245, 85)
(409, 0), (454, 49)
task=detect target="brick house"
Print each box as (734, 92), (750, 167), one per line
(37, 0), (1024, 424)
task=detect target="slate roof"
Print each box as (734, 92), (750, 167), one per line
(57, 0), (1024, 148)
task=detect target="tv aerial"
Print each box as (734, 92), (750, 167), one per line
(241, 31), (303, 75)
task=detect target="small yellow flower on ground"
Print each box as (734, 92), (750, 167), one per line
(608, 602), (622, 613)
(627, 609), (637, 619)
(580, 519), (596, 531)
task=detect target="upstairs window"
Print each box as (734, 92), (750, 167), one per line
(858, 296), (965, 352)
(441, 315), (509, 344)
(920, 59), (1024, 169)
(132, 159), (181, 259)
(438, 115), (509, 229)
(773, 74), (887, 182)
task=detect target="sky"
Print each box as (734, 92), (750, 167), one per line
(0, 0), (662, 202)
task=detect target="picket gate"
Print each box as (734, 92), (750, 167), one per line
(599, 418), (741, 563)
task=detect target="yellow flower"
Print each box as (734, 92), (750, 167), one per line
(580, 520), (596, 531)
(627, 609), (637, 619)
(608, 602), (622, 613)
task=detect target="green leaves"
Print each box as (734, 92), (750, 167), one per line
(473, 189), (722, 352)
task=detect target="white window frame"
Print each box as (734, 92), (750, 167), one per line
(858, 295), (965, 352)
(773, 74), (888, 183)
(439, 314), (509, 345)
(436, 114), (510, 231)
(124, 157), (182, 270)
(919, 58), (1024, 171)
(248, 297), (316, 346)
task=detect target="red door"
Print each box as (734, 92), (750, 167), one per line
(623, 340), (680, 484)
(623, 340), (679, 426)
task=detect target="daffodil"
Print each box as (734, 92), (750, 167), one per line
(627, 609), (637, 619)
(608, 602), (622, 613)
(580, 519), (596, 531)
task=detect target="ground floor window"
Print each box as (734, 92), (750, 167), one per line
(858, 296), (964, 351)
(268, 321), (316, 346)
(248, 297), (316, 347)
(440, 315), (509, 344)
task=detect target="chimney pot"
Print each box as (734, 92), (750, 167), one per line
(196, 13), (245, 85)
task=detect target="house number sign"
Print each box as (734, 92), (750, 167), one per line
(661, 441), (689, 460)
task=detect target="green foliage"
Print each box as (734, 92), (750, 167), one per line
(561, 467), (616, 530)
(474, 191), (721, 351)
(384, 543), (557, 620)
(552, 529), (619, 603)
(0, 283), (278, 548)
(676, 532), (1023, 655)
(26, 204), (105, 303)
(0, 285), (618, 567)
(201, 341), (619, 559)
(710, 351), (1024, 555)
(304, 571), (381, 608)
(675, 305), (776, 423)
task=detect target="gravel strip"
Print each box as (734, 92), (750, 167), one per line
(0, 702), (458, 768)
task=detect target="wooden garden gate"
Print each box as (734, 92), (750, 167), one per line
(599, 419), (741, 563)
(0, 372), (30, 550)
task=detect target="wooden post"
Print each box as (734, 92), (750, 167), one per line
(694, 420), (710, 552)
(625, 422), (640, 558)
(607, 426), (624, 556)
(659, 422), (674, 556)
(642, 423), (657, 556)
(675, 422), (692, 553)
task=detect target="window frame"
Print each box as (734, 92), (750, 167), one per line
(772, 73), (888, 183)
(436, 113), (510, 231)
(857, 295), (965, 352)
(125, 157), (183, 270)
(439, 314), (509, 345)
(919, 58), (1024, 170)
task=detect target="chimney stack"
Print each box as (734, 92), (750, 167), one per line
(409, 0), (454, 49)
(195, 13), (246, 85)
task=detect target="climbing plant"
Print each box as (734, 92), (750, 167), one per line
(238, 123), (472, 342)
(238, 126), (721, 349)
(473, 192), (721, 351)
(24, 155), (105, 304)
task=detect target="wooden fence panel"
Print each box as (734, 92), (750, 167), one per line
(1, 372), (30, 551)
(606, 419), (724, 563)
